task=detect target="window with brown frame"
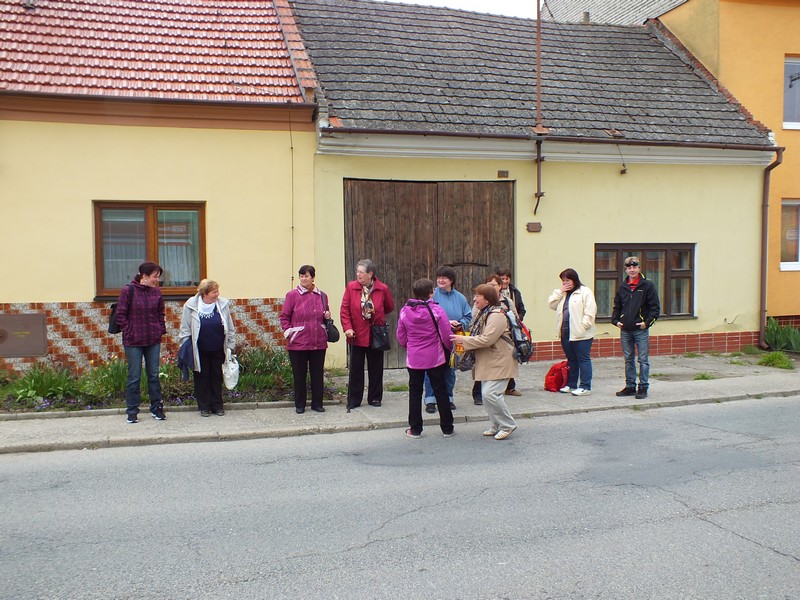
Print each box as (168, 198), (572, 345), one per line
(594, 244), (694, 319)
(94, 202), (206, 298)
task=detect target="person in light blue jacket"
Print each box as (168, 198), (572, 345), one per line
(424, 266), (472, 413)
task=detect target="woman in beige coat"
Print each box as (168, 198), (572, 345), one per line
(452, 283), (518, 440)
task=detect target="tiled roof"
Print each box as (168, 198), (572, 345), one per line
(544, 0), (687, 26)
(291, 0), (771, 147)
(0, 0), (310, 103)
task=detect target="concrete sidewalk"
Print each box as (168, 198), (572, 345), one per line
(1, 354), (798, 454)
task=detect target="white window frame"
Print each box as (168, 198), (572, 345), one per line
(781, 201), (800, 271)
(783, 57), (800, 129)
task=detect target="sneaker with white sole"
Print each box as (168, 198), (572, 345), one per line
(571, 388), (592, 396)
(483, 429), (498, 437)
(494, 426), (517, 440)
(405, 428), (421, 439)
(442, 431), (456, 438)
(559, 386), (572, 393)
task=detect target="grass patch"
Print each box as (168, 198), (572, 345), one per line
(741, 345), (762, 356)
(327, 367), (348, 378)
(694, 372), (715, 380)
(757, 351), (795, 370)
(728, 351), (743, 357)
(631, 405), (642, 411)
(684, 352), (702, 358)
(386, 384), (409, 392)
(729, 358), (749, 366)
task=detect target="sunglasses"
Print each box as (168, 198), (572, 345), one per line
(625, 261), (639, 267)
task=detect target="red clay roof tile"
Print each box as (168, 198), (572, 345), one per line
(0, 0), (311, 103)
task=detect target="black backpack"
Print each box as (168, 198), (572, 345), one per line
(107, 285), (132, 334)
(501, 310), (534, 364)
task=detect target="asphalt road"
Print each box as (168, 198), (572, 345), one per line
(2, 397), (798, 600)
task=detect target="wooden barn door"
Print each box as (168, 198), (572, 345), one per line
(344, 179), (514, 369)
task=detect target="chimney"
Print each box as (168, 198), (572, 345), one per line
(582, 11), (590, 24)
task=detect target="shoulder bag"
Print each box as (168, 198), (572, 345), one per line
(321, 292), (340, 343)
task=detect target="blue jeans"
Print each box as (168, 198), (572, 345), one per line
(424, 367), (456, 405)
(620, 328), (650, 389)
(561, 337), (593, 390)
(124, 343), (163, 416)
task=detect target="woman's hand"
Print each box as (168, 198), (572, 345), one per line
(560, 280), (574, 293)
(323, 310), (331, 319)
(345, 329), (355, 339)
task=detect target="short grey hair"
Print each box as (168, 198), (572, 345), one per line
(356, 259), (376, 276)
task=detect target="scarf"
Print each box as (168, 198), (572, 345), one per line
(198, 299), (216, 318)
(361, 282), (374, 320)
(469, 305), (494, 337)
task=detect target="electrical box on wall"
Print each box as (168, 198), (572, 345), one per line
(0, 314), (47, 357)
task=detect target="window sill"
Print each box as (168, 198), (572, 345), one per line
(780, 262), (800, 272)
(783, 122), (800, 130)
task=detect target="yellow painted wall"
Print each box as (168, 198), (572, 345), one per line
(0, 120), (317, 302)
(661, 0), (720, 76)
(663, 0), (800, 316)
(315, 154), (764, 365)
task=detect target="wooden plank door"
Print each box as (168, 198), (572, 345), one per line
(344, 179), (514, 369)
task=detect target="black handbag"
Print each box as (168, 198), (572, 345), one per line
(107, 285), (131, 334)
(321, 292), (340, 343)
(370, 324), (391, 351)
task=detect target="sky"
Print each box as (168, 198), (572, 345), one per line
(375, 0), (539, 19)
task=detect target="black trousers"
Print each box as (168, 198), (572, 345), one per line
(288, 349), (326, 410)
(408, 362), (453, 435)
(347, 345), (384, 408)
(193, 349), (225, 413)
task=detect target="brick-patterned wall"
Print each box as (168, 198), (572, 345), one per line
(775, 315), (800, 328)
(0, 298), (285, 374)
(532, 330), (760, 363)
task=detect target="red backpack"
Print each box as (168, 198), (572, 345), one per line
(544, 360), (569, 392)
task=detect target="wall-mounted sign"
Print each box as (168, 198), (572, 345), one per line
(0, 313), (47, 357)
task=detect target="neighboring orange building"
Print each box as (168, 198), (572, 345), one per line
(546, 0), (800, 330)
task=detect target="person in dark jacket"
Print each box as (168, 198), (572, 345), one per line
(611, 256), (661, 400)
(497, 267), (526, 320)
(340, 259), (395, 409)
(115, 261), (167, 424)
(280, 265), (330, 414)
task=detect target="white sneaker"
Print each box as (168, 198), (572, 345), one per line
(558, 386), (572, 393)
(571, 388), (592, 396)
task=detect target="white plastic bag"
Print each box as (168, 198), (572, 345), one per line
(222, 348), (240, 390)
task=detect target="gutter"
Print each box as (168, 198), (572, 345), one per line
(759, 148), (785, 349)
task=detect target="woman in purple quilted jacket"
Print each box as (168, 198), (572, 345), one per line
(280, 265), (331, 414)
(115, 261), (167, 424)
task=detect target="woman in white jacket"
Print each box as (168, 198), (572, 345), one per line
(548, 268), (597, 397)
(179, 279), (236, 417)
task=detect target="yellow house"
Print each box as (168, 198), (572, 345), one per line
(0, 0), (320, 372)
(292, 0), (779, 366)
(546, 0), (800, 335)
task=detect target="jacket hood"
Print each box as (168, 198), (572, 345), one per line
(403, 299), (438, 326)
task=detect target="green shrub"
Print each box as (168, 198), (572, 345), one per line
(693, 372), (714, 380)
(741, 345), (762, 355)
(238, 346), (293, 390)
(757, 351), (795, 370)
(765, 318), (800, 352)
(78, 356), (128, 401)
(10, 364), (80, 410)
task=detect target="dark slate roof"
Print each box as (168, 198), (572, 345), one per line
(291, 0), (771, 146)
(544, 0), (687, 26)
(0, 0), (309, 103)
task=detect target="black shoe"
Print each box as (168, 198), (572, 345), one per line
(635, 387), (648, 400)
(425, 404), (436, 414)
(368, 401), (382, 407)
(126, 415), (138, 424)
(449, 401), (457, 410)
(200, 410), (211, 417)
(151, 407), (166, 420)
(213, 410), (225, 416)
(311, 406), (325, 413)
(296, 407), (305, 414)
(616, 387), (636, 397)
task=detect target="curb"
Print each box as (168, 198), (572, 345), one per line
(2, 388), (797, 455)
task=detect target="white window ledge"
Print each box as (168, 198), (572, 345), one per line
(780, 262), (800, 271)
(783, 122), (800, 130)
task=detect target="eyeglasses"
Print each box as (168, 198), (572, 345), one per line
(625, 261), (639, 267)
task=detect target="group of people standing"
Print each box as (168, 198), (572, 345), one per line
(116, 256), (660, 437)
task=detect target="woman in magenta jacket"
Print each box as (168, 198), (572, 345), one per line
(340, 259), (395, 409)
(280, 265), (331, 414)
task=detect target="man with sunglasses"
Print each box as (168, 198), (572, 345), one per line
(611, 256), (661, 399)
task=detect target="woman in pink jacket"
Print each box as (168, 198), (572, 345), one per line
(280, 265), (331, 414)
(397, 278), (455, 438)
(340, 259), (395, 409)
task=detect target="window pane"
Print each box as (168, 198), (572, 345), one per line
(643, 251), (665, 308)
(671, 249), (691, 270)
(785, 60), (800, 123)
(596, 250), (617, 272)
(595, 279), (615, 318)
(781, 204), (799, 262)
(158, 210), (200, 287)
(671, 278), (691, 315)
(102, 209), (145, 288)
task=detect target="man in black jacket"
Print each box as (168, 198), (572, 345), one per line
(611, 256), (661, 400)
